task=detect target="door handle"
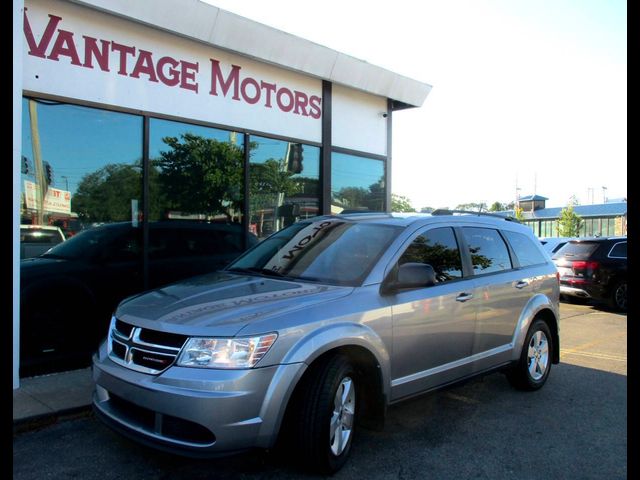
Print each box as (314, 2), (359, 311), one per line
(456, 292), (473, 302)
(515, 280), (529, 289)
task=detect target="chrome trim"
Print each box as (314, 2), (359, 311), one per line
(560, 285), (592, 298)
(391, 344), (511, 387)
(107, 319), (183, 375)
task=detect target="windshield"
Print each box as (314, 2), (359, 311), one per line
(42, 224), (131, 260)
(552, 241), (599, 260)
(227, 219), (401, 286)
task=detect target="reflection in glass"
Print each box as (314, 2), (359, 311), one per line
(249, 136), (320, 240)
(399, 227), (463, 282)
(149, 119), (245, 223)
(228, 219), (400, 286)
(462, 227), (512, 274)
(21, 98), (143, 235)
(331, 152), (385, 213)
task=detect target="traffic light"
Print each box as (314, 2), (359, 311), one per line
(44, 161), (53, 185)
(21, 156), (29, 175)
(288, 143), (303, 174)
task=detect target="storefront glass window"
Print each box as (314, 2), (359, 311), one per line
(249, 135), (320, 240)
(331, 152), (385, 213)
(20, 98), (143, 374)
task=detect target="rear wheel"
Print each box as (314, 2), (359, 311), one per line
(507, 319), (553, 391)
(292, 355), (357, 474)
(609, 281), (627, 312)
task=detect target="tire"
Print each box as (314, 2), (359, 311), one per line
(609, 280), (627, 312)
(292, 354), (357, 474)
(507, 319), (553, 391)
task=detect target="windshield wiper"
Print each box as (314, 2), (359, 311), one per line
(227, 267), (287, 277)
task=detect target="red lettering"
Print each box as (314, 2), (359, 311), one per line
(241, 77), (260, 104)
(23, 10), (61, 58)
(180, 61), (199, 93)
(309, 95), (322, 119)
(47, 30), (82, 65)
(111, 41), (136, 76)
(260, 81), (276, 108)
(210, 59), (240, 99)
(276, 87), (294, 112)
(157, 56), (180, 86)
(130, 49), (158, 82)
(293, 90), (309, 116)
(82, 36), (110, 71)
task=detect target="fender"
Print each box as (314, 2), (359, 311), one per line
(254, 322), (391, 448)
(510, 293), (560, 362)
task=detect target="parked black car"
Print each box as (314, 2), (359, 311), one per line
(19, 221), (257, 376)
(552, 237), (627, 311)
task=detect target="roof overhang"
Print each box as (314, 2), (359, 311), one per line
(68, 0), (432, 108)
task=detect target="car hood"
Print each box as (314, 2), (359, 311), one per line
(116, 272), (354, 337)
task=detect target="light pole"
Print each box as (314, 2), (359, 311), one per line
(61, 175), (69, 191)
(602, 186), (607, 204)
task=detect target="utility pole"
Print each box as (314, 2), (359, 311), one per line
(602, 186), (607, 204)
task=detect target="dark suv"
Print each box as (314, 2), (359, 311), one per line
(20, 221), (257, 376)
(552, 237), (627, 311)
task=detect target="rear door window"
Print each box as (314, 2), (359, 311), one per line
(502, 230), (547, 267)
(462, 227), (513, 275)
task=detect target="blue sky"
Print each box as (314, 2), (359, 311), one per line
(204, 0), (626, 209)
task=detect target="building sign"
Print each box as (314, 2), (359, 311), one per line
(23, 0), (322, 142)
(24, 180), (71, 214)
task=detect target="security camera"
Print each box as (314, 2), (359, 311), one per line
(382, 112), (388, 118)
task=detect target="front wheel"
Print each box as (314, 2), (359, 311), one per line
(293, 355), (357, 474)
(507, 319), (553, 391)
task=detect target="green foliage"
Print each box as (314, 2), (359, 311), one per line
(455, 202), (487, 212)
(154, 134), (244, 219)
(514, 206), (524, 221)
(558, 204), (583, 236)
(489, 201), (505, 212)
(391, 194), (416, 212)
(72, 163), (143, 223)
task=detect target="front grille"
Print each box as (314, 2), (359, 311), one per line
(108, 393), (215, 445)
(108, 318), (187, 374)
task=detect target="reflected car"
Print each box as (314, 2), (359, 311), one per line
(552, 237), (627, 311)
(20, 224), (66, 259)
(19, 221), (257, 376)
(92, 213), (560, 474)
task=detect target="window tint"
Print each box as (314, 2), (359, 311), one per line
(398, 227), (463, 282)
(609, 242), (627, 258)
(552, 242), (598, 260)
(462, 227), (512, 274)
(502, 230), (547, 267)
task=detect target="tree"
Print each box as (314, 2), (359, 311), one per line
(514, 206), (524, 221)
(489, 201), (505, 212)
(153, 134), (244, 220)
(391, 194), (416, 212)
(455, 202), (487, 212)
(73, 163), (144, 223)
(558, 204), (583, 237)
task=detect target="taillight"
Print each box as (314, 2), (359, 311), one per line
(571, 260), (599, 278)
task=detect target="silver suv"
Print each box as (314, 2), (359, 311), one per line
(92, 212), (560, 473)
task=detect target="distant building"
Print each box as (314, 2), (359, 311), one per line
(501, 195), (627, 238)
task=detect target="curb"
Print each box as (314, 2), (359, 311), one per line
(13, 405), (93, 435)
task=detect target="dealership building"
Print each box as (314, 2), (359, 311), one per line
(13, 0), (431, 387)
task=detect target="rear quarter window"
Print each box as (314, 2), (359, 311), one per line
(608, 242), (627, 259)
(502, 230), (548, 267)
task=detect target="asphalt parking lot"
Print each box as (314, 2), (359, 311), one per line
(12, 301), (627, 479)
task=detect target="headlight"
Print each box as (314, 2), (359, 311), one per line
(176, 333), (278, 369)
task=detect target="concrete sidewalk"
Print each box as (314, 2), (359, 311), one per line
(13, 367), (94, 433)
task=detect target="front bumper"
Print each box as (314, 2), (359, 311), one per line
(92, 342), (306, 457)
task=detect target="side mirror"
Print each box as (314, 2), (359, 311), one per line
(383, 262), (436, 294)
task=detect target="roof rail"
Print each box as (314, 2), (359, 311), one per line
(430, 209), (520, 223)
